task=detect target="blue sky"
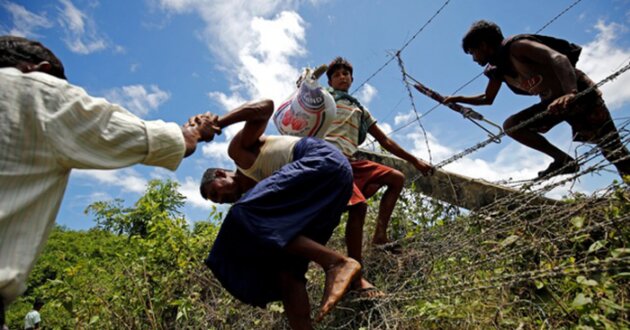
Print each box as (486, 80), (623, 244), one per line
(2, 0), (629, 230)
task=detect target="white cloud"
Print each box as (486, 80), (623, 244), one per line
(179, 176), (215, 209)
(157, 1), (307, 111)
(73, 168), (148, 194)
(356, 83), (377, 106)
(200, 141), (233, 167)
(578, 20), (630, 110)
(57, 0), (108, 54)
(1, 2), (53, 37)
(105, 84), (170, 116)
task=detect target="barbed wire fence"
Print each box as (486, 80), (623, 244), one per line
(320, 158), (629, 328)
(306, 1), (630, 328)
(316, 0), (630, 324)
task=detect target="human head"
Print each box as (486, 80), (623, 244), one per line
(461, 20), (504, 66)
(33, 298), (44, 310)
(326, 56), (353, 91)
(0, 35), (66, 80)
(199, 168), (242, 204)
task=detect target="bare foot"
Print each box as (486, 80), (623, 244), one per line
(371, 232), (390, 246)
(351, 277), (375, 291)
(315, 258), (361, 322)
(372, 238), (390, 245)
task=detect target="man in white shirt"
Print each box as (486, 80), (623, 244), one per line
(23, 299), (44, 330)
(0, 35), (220, 326)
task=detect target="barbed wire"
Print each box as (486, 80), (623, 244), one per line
(427, 61), (630, 171)
(419, 0), (585, 120)
(363, 0), (587, 162)
(395, 53), (433, 163)
(350, 0), (452, 96)
(324, 176), (629, 328)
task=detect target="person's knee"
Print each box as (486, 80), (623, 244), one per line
(386, 170), (405, 191)
(348, 203), (367, 225)
(503, 116), (518, 136)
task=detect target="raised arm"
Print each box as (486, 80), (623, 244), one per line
(368, 124), (432, 175)
(213, 99), (274, 165)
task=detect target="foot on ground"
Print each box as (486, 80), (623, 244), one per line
(315, 258), (361, 322)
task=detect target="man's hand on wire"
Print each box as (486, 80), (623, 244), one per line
(414, 159), (434, 176)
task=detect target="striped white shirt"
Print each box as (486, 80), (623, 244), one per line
(0, 68), (185, 303)
(324, 98), (376, 158)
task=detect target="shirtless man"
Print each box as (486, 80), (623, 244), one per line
(198, 99), (359, 329)
(444, 20), (629, 180)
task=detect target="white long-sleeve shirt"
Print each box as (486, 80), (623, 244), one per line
(0, 68), (185, 304)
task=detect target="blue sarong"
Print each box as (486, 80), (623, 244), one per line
(205, 137), (353, 307)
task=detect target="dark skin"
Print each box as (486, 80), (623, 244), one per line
(198, 100), (361, 329)
(328, 67), (432, 294)
(444, 39), (581, 166)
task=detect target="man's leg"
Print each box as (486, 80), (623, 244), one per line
(596, 122), (630, 179)
(345, 203), (367, 265)
(279, 272), (313, 330)
(345, 202), (380, 294)
(284, 235), (360, 322)
(503, 106), (578, 177)
(504, 114), (573, 163)
(371, 170), (405, 245)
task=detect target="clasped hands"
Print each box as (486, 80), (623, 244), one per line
(185, 112), (222, 142)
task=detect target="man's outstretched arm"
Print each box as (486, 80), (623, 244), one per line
(444, 78), (502, 106)
(368, 124), (432, 175)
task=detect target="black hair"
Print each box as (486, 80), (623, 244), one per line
(325, 56), (353, 80)
(462, 20), (504, 53)
(0, 35), (66, 79)
(199, 168), (231, 200)
(33, 298), (44, 309)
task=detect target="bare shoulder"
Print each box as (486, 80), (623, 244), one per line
(510, 38), (555, 55)
(228, 133), (264, 168)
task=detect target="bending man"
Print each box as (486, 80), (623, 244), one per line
(444, 20), (630, 180)
(199, 100), (360, 329)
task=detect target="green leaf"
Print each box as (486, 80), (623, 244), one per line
(570, 216), (584, 229)
(535, 280), (545, 289)
(576, 276), (598, 287)
(89, 316), (100, 324)
(571, 293), (592, 309)
(500, 235), (519, 248)
(587, 240), (606, 253)
(611, 248), (630, 258)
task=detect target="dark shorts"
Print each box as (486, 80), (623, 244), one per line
(205, 137), (353, 307)
(507, 70), (614, 143)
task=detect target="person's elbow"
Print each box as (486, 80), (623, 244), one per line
(481, 96), (495, 105)
(259, 99), (274, 117)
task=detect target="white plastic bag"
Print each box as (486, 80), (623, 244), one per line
(273, 65), (336, 138)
